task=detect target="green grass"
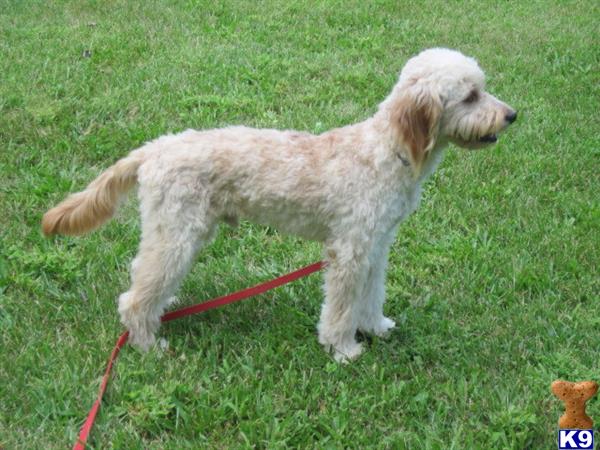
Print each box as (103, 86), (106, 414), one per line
(1, 0), (599, 448)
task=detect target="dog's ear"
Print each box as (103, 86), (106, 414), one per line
(390, 84), (442, 173)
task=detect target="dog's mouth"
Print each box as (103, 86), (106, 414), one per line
(478, 133), (497, 143)
(450, 131), (502, 150)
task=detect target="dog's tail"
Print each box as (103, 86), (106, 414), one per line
(42, 152), (144, 236)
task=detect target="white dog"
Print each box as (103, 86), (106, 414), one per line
(42, 48), (516, 362)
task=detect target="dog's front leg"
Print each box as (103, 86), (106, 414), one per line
(357, 228), (397, 337)
(318, 242), (370, 362)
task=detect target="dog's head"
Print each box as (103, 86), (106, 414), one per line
(385, 48), (516, 171)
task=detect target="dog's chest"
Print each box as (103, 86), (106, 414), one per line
(381, 149), (443, 226)
(382, 180), (423, 226)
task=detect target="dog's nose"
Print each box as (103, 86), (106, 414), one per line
(505, 111), (517, 123)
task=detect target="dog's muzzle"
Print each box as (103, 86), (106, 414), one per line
(479, 110), (517, 143)
(505, 111), (518, 124)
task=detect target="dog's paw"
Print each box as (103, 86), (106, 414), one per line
(358, 316), (396, 338)
(127, 328), (156, 352)
(158, 337), (169, 351)
(328, 341), (364, 363)
(372, 316), (396, 338)
(334, 342), (364, 363)
(166, 296), (179, 307)
(118, 291), (161, 352)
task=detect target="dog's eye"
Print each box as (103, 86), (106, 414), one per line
(463, 90), (479, 104)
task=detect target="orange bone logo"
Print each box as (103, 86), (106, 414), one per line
(551, 380), (598, 429)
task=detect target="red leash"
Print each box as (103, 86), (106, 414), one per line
(73, 261), (325, 450)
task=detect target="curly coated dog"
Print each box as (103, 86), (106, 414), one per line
(42, 48), (517, 361)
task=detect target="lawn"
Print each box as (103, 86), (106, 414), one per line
(1, 1), (599, 448)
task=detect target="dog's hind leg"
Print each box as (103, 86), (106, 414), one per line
(318, 239), (370, 362)
(118, 180), (217, 351)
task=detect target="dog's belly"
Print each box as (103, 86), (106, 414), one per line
(238, 205), (331, 242)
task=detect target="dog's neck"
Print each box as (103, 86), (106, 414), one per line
(417, 143), (446, 182)
(366, 110), (447, 185)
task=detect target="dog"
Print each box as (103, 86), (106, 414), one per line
(42, 48), (516, 362)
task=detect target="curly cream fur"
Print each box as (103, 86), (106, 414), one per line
(43, 48), (516, 362)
